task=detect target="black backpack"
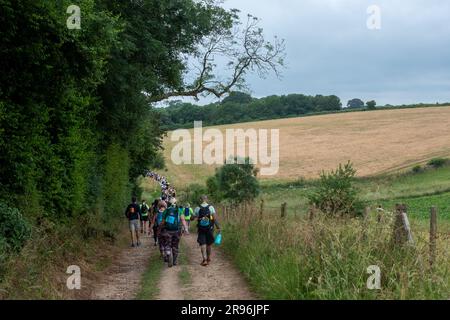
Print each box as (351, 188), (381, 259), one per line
(197, 206), (213, 231)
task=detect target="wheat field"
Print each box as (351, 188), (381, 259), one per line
(162, 106), (450, 187)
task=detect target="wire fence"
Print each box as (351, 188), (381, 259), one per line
(215, 201), (450, 266)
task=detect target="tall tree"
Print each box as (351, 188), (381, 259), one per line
(347, 98), (365, 109)
(366, 100), (377, 110)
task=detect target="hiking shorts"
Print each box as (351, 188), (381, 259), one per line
(129, 219), (140, 232)
(140, 215), (149, 222)
(197, 229), (215, 246)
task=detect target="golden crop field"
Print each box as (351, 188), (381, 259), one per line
(162, 106), (450, 187)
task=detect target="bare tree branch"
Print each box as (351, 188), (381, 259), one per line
(147, 14), (285, 103)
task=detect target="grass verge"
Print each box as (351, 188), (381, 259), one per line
(178, 241), (191, 293)
(219, 207), (449, 300)
(0, 215), (129, 299)
(135, 249), (165, 300)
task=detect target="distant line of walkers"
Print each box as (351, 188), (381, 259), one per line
(124, 171), (221, 267)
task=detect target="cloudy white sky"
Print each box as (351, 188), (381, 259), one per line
(183, 0), (450, 106)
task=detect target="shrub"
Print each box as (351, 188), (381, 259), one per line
(0, 202), (31, 252)
(101, 144), (132, 220)
(427, 157), (448, 168)
(412, 165), (422, 173)
(308, 162), (365, 217)
(366, 100), (377, 110)
(207, 157), (260, 204)
(180, 184), (208, 207)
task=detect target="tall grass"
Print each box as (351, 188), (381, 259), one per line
(219, 204), (449, 300)
(258, 165), (450, 220)
(0, 212), (128, 299)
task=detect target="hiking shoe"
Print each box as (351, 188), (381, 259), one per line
(137, 241), (141, 247)
(200, 260), (208, 266)
(131, 243), (135, 248)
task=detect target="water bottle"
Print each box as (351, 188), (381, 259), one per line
(214, 232), (222, 246)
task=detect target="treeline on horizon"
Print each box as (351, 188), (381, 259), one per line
(158, 91), (450, 130)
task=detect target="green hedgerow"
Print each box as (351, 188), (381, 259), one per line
(0, 202), (31, 252)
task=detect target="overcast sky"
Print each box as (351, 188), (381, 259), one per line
(181, 0), (450, 106)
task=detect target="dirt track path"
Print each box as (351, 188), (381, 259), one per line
(91, 176), (254, 300)
(156, 233), (255, 300)
(91, 233), (154, 300)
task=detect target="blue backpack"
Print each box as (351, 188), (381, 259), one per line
(164, 206), (180, 231)
(155, 210), (164, 226)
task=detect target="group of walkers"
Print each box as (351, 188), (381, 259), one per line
(123, 171), (221, 267)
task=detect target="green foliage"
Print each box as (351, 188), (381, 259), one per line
(0, 202), (31, 252)
(308, 162), (365, 217)
(366, 100), (377, 110)
(180, 184), (208, 207)
(378, 192), (450, 221)
(221, 91), (253, 104)
(222, 212), (449, 299)
(0, 0), (250, 295)
(347, 98), (364, 109)
(412, 165), (423, 173)
(158, 93), (342, 130)
(207, 158), (260, 204)
(427, 157), (449, 168)
(101, 144), (132, 220)
(0, 0), (233, 220)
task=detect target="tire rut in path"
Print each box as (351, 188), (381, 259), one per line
(157, 233), (255, 300)
(91, 234), (155, 300)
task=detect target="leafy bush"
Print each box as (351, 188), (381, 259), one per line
(179, 184), (208, 207)
(0, 202), (31, 252)
(308, 162), (365, 217)
(412, 165), (422, 173)
(427, 157), (448, 168)
(207, 157), (260, 204)
(101, 144), (132, 220)
(366, 100), (377, 110)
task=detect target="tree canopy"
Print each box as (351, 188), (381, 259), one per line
(347, 98), (365, 109)
(0, 0), (279, 225)
(158, 93), (342, 129)
(207, 158), (260, 204)
(366, 100), (377, 110)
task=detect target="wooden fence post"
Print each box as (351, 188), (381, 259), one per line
(260, 199), (264, 218)
(362, 207), (370, 240)
(309, 204), (316, 221)
(429, 206), (437, 267)
(281, 202), (287, 218)
(376, 205), (384, 224)
(393, 204), (414, 246)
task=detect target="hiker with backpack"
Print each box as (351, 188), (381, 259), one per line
(183, 203), (194, 229)
(140, 199), (150, 235)
(149, 199), (159, 245)
(124, 196), (141, 247)
(194, 195), (221, 266)
(159, 198), (188, 267)
(151, 200), (167, 257)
